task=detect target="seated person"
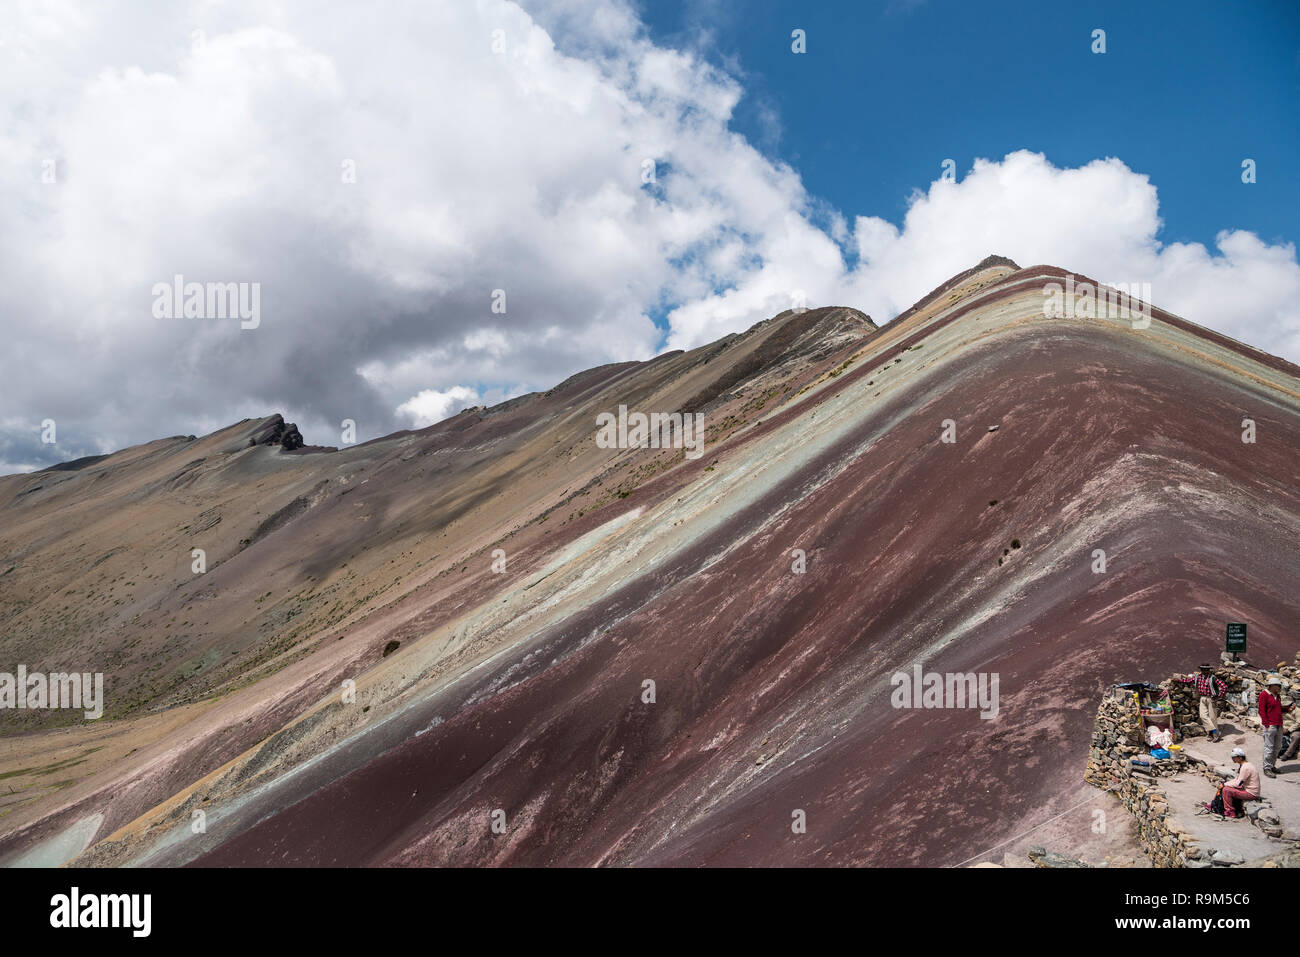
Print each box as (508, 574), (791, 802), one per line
(1222, 747), (1260, 819)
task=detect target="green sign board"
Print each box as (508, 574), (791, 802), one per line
(1226, 622), (1247, 653)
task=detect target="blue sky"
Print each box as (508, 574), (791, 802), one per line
(639, 0), (1300, 253)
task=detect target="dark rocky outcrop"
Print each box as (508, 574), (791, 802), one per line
(248, 414), (305, 451)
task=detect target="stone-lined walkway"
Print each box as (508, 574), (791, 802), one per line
(1159, 721), (1300, 866)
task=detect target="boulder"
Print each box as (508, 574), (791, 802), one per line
(1027, 846), (1090, 868)
(1210, 849), (1245, 866)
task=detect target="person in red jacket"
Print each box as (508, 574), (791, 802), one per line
(1259, 675), (1293, 777)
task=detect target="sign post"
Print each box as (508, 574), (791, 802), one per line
(1226, 622), (1247, 655)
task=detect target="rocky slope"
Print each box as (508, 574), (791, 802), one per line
(1, 257), (1297, 867)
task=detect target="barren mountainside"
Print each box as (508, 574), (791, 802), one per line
(2, 257), (1298, 867)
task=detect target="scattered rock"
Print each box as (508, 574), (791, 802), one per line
(1028, 846), (1090, 868)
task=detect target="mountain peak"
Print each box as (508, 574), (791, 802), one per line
(3, 257), (1298, 871)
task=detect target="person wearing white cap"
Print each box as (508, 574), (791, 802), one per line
(1221, 747), (1260, 819)
(1258, 674), (1293, 778)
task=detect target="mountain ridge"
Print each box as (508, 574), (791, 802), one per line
(2, 256), (1297, 868)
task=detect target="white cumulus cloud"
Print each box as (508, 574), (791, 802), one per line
(396, 387), (483, 429)
(665, 150), (1300, 362)
(0, 1), (1296, 474)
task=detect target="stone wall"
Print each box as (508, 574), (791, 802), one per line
(1084, 685), (1205, 866)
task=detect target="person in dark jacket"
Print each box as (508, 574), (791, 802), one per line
(1176, 664), (1227, 741)
(1281, 694), (1300, 762)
